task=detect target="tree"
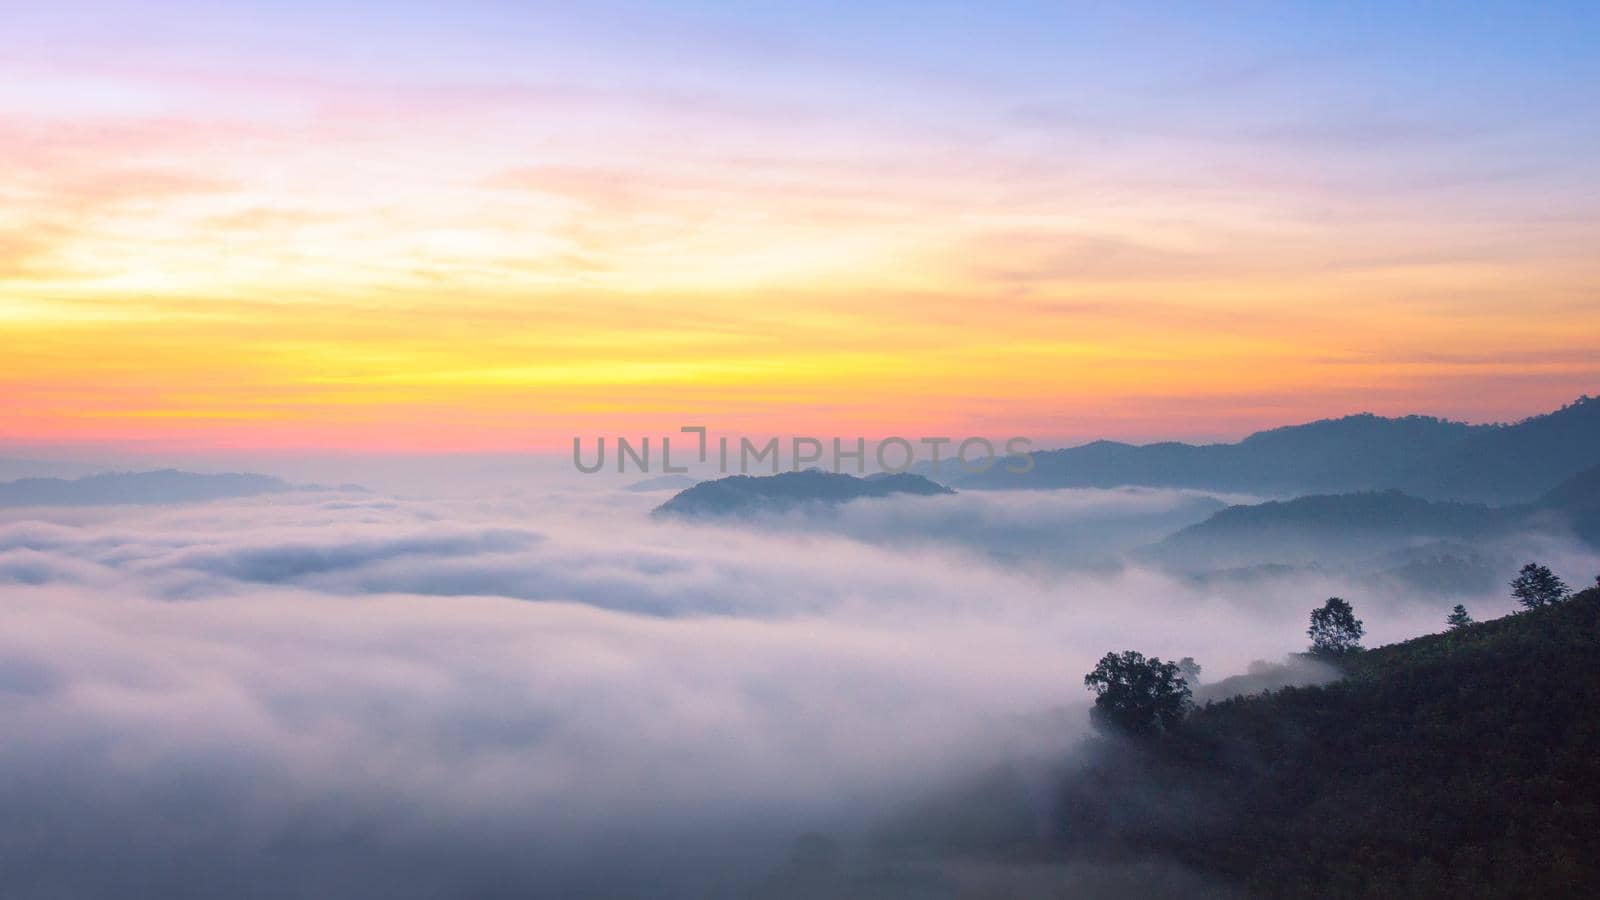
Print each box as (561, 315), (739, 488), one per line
(1177, 656), (1203, 685)
(1510, 563), (1570, 609)
(1308, 597), (1364, 655)
(1083, 651), (1192, 737)
(1447, 604), (1473, 630)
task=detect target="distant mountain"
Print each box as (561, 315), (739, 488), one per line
(942, 395), (1600, 503)
(1402, 397), (1600, 503)
(0, 469), (296, 506)
(1202, 490), (1500, 536)
(653, 470), (954, 518)
(1148, 489), (1506, 570)
(625, 474), (700, 492)
(1141, 469), (1600, 585)
(1152, 467), (1600, 570)
(945, 413), (1484, 494)
(1535, 462), (1600, 545)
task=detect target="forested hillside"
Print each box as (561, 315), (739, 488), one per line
(1060, 585), (1600, 898)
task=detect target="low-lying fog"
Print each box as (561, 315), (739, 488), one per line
(1, 474), (1593, 897)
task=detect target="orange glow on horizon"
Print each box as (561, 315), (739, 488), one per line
(5, 8), (1599, 453)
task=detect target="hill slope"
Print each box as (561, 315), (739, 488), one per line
(1059, 586), (1600, 898)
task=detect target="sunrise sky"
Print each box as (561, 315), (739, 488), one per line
(4, 1), (1598, 452)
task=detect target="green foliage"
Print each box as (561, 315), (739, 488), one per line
(1307, 597), (1364, 655)
(1060, 586), (1600, 898)
(1511, 562), (1570, 608)
(1083, 650), (1192, 737)
(1447, 604), (1473, 629)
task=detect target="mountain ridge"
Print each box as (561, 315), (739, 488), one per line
(0, 469), (337, 506)
(940, 395), (1599, 503)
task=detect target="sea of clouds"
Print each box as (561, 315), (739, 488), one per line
(0, 478), (1584, 897)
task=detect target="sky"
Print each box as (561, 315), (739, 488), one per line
(3, 0), (1598, 452)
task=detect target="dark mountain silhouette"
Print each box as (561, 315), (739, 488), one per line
(0, 469), (297, 506)
(1145, 474), (1600, 575)
(944, 413), (1483, 494)
(1401, 396), (1600, 503)
(941, 395), (1600, 503)
(1170, 489), (1499, 539)
(653, 470), (953, 518)
(1146, 490), (1508, 571)
(1534, 463), (1600, 545)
